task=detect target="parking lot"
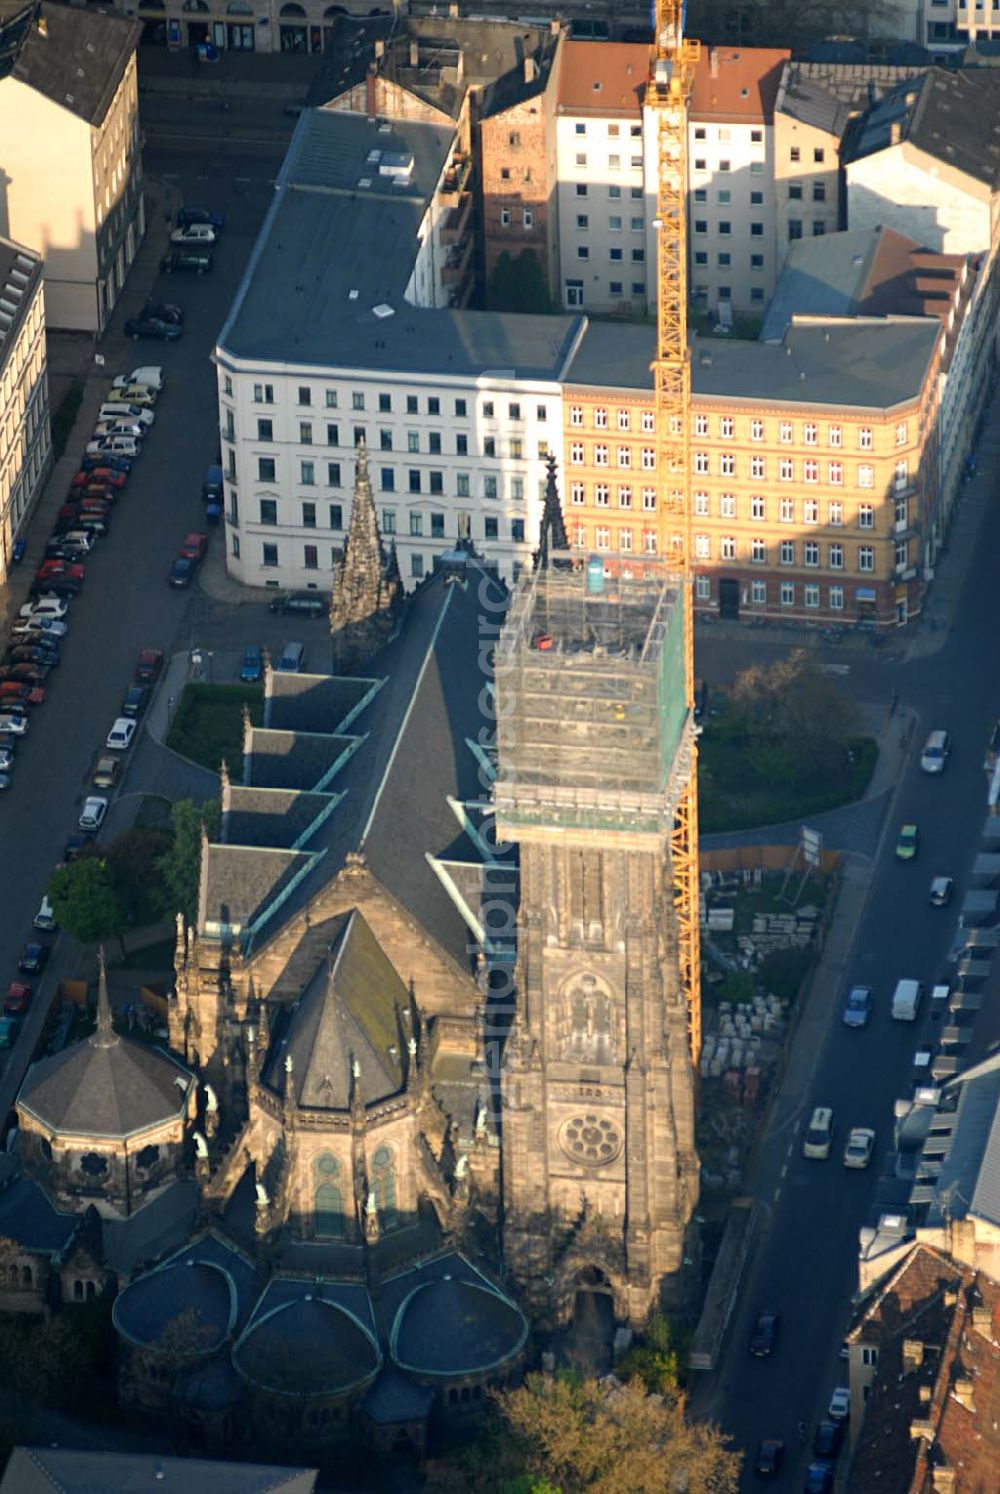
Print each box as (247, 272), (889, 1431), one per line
(0, 134), (332, 1113)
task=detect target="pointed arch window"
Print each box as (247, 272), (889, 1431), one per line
(314, 1153), (345, 1238)
(372, 1144), (397, 1229)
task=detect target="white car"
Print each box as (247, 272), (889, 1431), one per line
(843, 1127), (876, 1170)
(12, 617), (69, 639)
(93, 421), (145, 441)
(86, 436), (140, 457)
(828, 1386), (850, 1422)
(34, 896), (57, 931)
(170, 223), (216, 245)
(98, 404), (154, 427)
(79, 796), (108, 831)
(113, 366), (163, 392)
(59, 531), (96, 554)
(19, 598), (68, 621)
(0, 714), (28, 737)
(106, 717), (136, 752)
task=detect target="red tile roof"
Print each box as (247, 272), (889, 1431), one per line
(691, 46), (791, 123)
(555, 41), (647, 117)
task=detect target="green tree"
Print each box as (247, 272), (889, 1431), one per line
(617, 1312), (686, 1394)
(105, 827), (171, 927)
(48, 858), (127, 949)
(489, 249), (553, 314)
(426, 1372), (739, 1493)
(156, 798), (220, 923)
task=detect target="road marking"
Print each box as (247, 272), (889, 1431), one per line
(780, 1163), (788, 1179)
(234, 177), (251, 183)
(786, 1140), (794, 1158)
(772, 1186), (781, 1203)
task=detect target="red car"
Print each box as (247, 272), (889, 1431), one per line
(70, 467), (126, 490)
(3, 982), (31, 1016)
(180, 532), (208, 561)
(35, 560), (84, 584)
(135, 647), (163, 683)
(0, 664), (50, 684)
(70, 483), (117, 505)
(0, 681), (45, 707)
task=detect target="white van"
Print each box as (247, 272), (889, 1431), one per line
(98, 402), (154, 426)
(113, 365), (164, 392)
(276, 641), (305, 673)
(891, 979), (923, 1021)
(920, 730), (950, 773)
(803, 1106), (834, 1159)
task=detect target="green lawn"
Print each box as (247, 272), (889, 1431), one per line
(698, 732), (877, 833)
(165, 682), (263, 780)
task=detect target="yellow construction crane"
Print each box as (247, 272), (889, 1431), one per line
(650, 3), (702, 1064)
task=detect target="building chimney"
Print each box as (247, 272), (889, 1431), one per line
(37, 15), (47, 36)
(366, 61), (377, 120)
(410, 40), (419, 69)
(902, 1338), (925, 1370)
(952, 1377), (975, 1410)
(931, 1471), (956, 1494)
(890, 120), (902, 145)
(374, 38), (384, 60)
(709, 47), (718, 79)
(524, 56), (536, 85)
(971, 1305), (994, 1337)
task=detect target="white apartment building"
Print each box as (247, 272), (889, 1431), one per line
(216, 108), (581, 592)
(684, 46), (791, 318)
(0, 237), (50, 587)
(553, 41), (651, 316)
(0, 2), (144, 333)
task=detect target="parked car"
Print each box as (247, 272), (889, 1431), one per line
(4, 647), (58, 670)
(0, 746), (13, 769)
(35, 560), (84, 586)
(0, 714), (29, 738)
(0, 682), (45, 708)
(11, 616), (68, 639)
(161, 248), (212, 275)
(106, 383), (156, 407)
(240, 645), (263, 683)
(0, 664), (49, 685)
(0, 1017), (20, 1050)
(828, 1387), (850, 1422)
(123, 315), (181, 342)
(86, 436), (140, 458)
(20, 598), (67, 621)
(135, 648), (163, 683)
(29, 576), (80, 600)
(803, 1106), (834, 1160)
(170, 223), (216, 245)
(58, 532), (98, 556)
(92, 754), (120, 789)
(106, 717), (136, 752)
(268, 590), (329, 618)
(177, 206), (225, 230)
(843, 1127), (876, 1170)
(112, 365), (163, 392)
(920, 729), (950, 774)
(93, 421), (146, 440)
(79, 796), (108, 831)
(73, 515), (110, 539)
(803, 1462), (834, 1494)
(80, 451), (131, 474)
(4, 982), (31, 1016)
(71, 467), (126, 490)
(749, 1310), (780, 1358)
(72, 483), (118, 506)
(98, 403), (154, 427)
(143, 299), (183, 326)
(813, 1421), (844, 1461)
(180, 531), (208, 561)
(33, 895), (56, 931)
(168, 556), (197, 588)
(17, 942), (48, 975)
(841, 984), (873, 1029)
(121, 684), (150, 718)
(202, 464), (224, 503)
(61, 831), (92, 862)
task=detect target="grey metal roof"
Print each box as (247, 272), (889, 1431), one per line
(0, 1172), (76, 1252)
(846, 67), (1000, 190)
(225, 787), (340, 851)
(100, 1177), (200, 1277)
(566, 315), (940, 411)
(218, 108), (582, 379)
(113, 1229), (262, 1351)
(264, 909), (407, 1109)
(6, 1), (141, 127)
(925, 1053), (1000, 1227)
(233, 1276), (380, 1397)
(199, 843), (312, 936)
(17, 1029), (193, 1141)
(244, 728), (359, 792)
(265, 673), (373, 735)
(382, 1251), (527, 1377)
(777, 68), (850, 136)
(761, 227), (884, 341)
(0, 1448), (317, 1493)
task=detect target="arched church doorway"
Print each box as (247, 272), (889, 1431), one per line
(562, 1265), (615, 1374)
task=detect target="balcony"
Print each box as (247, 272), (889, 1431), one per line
(438, 153), (472, 207)
(440, 190), (472, 246)
(441, 233), (474, 294)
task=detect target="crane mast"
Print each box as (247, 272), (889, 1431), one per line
(651, 3), (702, 1064)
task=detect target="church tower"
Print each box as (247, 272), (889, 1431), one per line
(330, 438), (402, 671)
(494, 555), (699, 1327)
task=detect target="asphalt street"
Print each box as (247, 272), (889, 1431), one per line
(693, 402), (1000, 1485)
(0, 136), (319, 1115)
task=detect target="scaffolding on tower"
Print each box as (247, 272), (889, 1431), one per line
(651, 2), (702, 1064)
